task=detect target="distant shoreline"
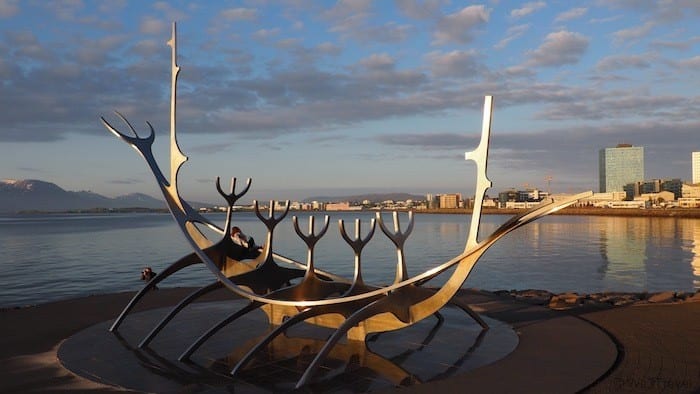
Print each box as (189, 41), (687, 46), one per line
(7, 206), (700, 218)
(418, 206), (700, 218)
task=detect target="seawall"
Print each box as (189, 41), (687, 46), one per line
(417, 207), (700, 218)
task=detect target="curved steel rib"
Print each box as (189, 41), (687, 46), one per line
(179, 301), (262, 362)
(138, 280), (224, 348)
(109, 251), (201, 332)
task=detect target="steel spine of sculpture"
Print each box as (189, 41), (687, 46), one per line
(101, 22), (592, 388)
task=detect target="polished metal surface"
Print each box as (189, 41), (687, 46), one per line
(101, 22), (593, 388)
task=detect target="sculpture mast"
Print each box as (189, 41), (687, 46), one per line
(166, 22), (188, 209)
(464, 96), (493, 252)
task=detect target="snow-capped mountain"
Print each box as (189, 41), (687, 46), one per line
(0, 179), (166, 213)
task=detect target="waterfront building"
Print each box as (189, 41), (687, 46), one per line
(623, 182), (640, 200)
(517, 189), (549, 202)
(637, 191), (674, 206)
(504, 201), (541, 209)
(625, 178), (683, 200)
(641, 179), (661, 194)
(498, 189), (518, 208)
(426, 193), (438, 209)
(599, 144), (644, 193)
(498, 188), (548, 208)
(683, 183), (700, 198)
(678, 198), (700, 208)
(580, 192), (626, 207)
(661, 179), (683, 199)
(481, 198), (497, 208)
(693, 152), (700, 184)
(325, 202), (351, 211)
(439, 193), (459, 209)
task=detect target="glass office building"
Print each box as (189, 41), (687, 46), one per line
(599, 144), (644, 192)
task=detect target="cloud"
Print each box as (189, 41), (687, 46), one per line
(595, 53), (654, 71)
(253, 28), (280, 41)
(426, 50), (482, 78)
(649, 36), (700, 50)
(503, 65), (535, 77)
(555, 7), (587, 22)
(359, 53), (395, 70)
(108, 178), (145, 185)
(677, 55), (700, 68)
(433, 5), (489, 45)
(374, 119), (700, 189)
(316, 42), (342, 55)
(327, 7), (412, 44)
(131, 39), (162, 57)
(356, 22), (413, 43)
(151, 2), (187, 22)
(589, 15), (623, 24)
(16, 166), (43, 173)
(612, 21), (655, 44)
(0, 0), (19, 18)
(140, 17), (168, 35)
(599, 0), (700, 23)
(510, 1), (546, 19)
(322, 0), (372, 20)
(188, 142), (235, 154)
(535, 93), (692, 121)
(525, 30), (589, 67)
(376, 132), (476, 149)
(395, 0), (442, 20)
(275, 38), (301, 49)
(219, 7), (258, 21)
(494, 24), (530, 50)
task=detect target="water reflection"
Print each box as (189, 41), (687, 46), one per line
(680, 219), (700, 289)
(598, 217), (647, 288)
(596, 217), (700, 291)
(2, 213), (700, 308)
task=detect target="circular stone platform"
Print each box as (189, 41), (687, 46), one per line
(58, 299), (518, 392)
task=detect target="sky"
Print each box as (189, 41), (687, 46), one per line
(1, 1), (700, 204)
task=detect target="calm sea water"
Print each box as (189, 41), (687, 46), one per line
(1, 211), (699, 308)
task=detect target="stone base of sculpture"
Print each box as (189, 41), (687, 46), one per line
(59, 298), (517, 392)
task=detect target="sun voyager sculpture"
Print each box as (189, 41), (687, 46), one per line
(101, 23), (591, 389)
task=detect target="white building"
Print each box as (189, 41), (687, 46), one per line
(693, 152), (700, 184)
(683, 183), (700, 198)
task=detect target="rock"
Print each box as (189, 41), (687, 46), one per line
(548, 296), (573, 310)
(514, 289), (553, 305)
(675, 292), (691, 300)
(647, 291), (676, 303)
(684, 292), (700, 303)
(559, 292), (582, 304)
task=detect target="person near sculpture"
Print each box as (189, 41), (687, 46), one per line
(140, 266), (158, 290)
(230, 226), (261, 259)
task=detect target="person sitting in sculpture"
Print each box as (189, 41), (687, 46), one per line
(229, 226), (262, 260)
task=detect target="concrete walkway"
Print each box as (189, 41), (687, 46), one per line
(2, 287), (690, 393)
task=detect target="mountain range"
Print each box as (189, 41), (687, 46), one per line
(0, 179), (167, 213)
(0, 179), (429, 213)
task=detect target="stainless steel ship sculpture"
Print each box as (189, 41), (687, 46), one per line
(102, 23), (592, 388)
